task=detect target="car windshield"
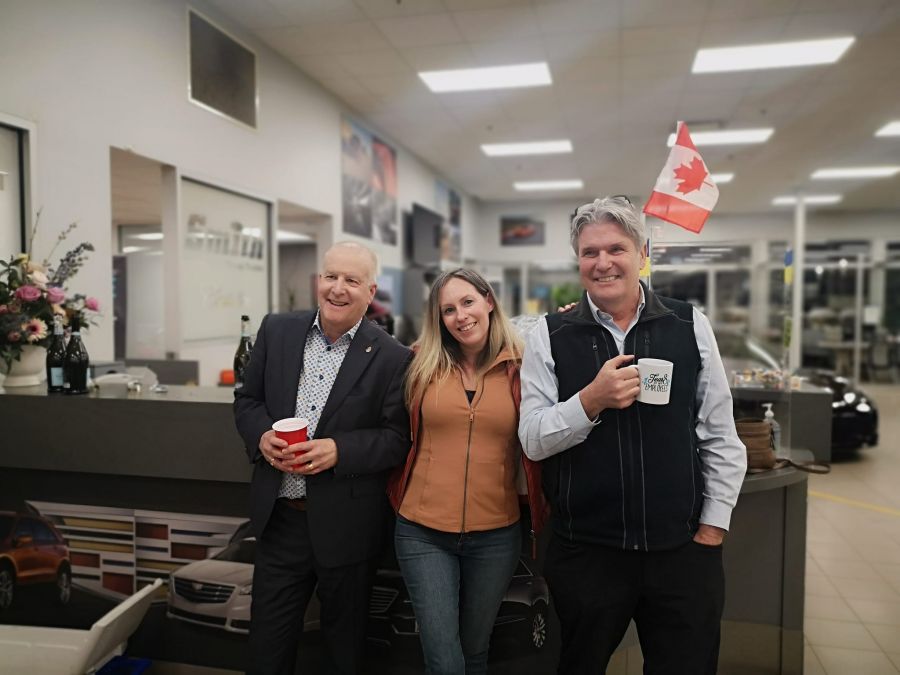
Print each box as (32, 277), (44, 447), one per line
(212, 538), (255, 563)
(0, 516), (12, 540)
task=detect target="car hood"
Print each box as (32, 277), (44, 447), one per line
(173, 559), (252, 585)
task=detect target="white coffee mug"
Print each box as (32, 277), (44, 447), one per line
(632, 358), (674, 405)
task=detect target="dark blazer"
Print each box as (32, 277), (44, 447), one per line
(234, 311), (412, 568)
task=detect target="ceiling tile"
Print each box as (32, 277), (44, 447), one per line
(706, 0), (798, 23)
(205, 0), (289, 29)
(533, 0), (620, 34)
(353, 0), (446, 20)
(698, 18), (793, 47)
(623, 0), (712, 28)
(451, 7), (542, 42)
(266, 0), (364, 24)
(398, 44), (477, 70)
(375, 13), (465, 48)
(336, 49), (413, 77)
(467, 39), (548, 66)
(621, 24), (703, 56)
(256, 22), (392, 56)
(443, 0), (532, 9)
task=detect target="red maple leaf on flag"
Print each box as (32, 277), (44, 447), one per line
(673, 157), (708, 195)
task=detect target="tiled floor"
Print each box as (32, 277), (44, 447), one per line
(803, 384), (900, 675)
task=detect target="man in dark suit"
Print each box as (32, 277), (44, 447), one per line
(234, 241), (411, 675)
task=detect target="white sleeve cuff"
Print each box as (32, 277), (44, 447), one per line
(700, 499), (734, 532)
(561, 392), (601, 432)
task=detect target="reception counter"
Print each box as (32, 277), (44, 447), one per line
(0, 384), (808, 674)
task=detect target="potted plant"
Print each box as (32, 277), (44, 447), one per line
(0, 214), (99, 386)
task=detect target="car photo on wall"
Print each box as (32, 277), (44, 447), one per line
(0, 511), (71, 611)
(166, 525), (551, 653)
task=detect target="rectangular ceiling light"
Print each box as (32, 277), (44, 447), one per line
(709, 173), (734, 184)
(666, 128), (773, 146)
(811, 166), (900, 179)
(875, 121), (900, 137)
(772, 195), (842, 206)
(482, 140), (572, 157)
(419, 62), (551, 93)
(692, 37), (854, 74)
(514, 179), (583, 191)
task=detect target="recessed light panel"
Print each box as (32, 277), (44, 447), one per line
(772, 195), (842, 205)
(811, 167), (900, 179)
(514, 180), (583, 191)
(692, 37), (854, 74)
(709, 173), (734, 184)
(875, 121), (900, 137)
(419, 62), (552, 93)
(666, 129), (773, 146)
(482, 140), (572, 157)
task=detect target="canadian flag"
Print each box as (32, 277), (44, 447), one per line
(643, 122), (719, 233)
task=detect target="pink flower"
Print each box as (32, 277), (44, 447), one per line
(46, 286), (66, 304)
(0, 304), (8, 315)
(23, 319), (48, 343)
(14, 285), (42, 302)
(85, 297), (100, 311)
(7, 331), (21, 343)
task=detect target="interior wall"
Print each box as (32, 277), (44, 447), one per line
(0, 0), (470, 363)
(475, 199), (900, 264)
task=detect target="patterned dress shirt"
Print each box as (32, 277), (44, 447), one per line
(278, 313), (363, 500)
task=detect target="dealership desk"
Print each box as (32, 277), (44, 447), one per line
(0, 384), (808, 674)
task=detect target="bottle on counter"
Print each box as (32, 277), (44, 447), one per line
(46, 315), (68, 393)
(233, 314), (253, 389)
(762, 402), (782, 456)
(64, 317), (90, 395)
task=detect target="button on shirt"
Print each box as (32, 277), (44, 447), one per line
(278, 313), (362, 500)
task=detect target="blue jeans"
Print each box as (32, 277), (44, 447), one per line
(394, 515), (521, 675)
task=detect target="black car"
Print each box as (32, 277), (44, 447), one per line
(368, 557), (550, 653)
(716, 331), (879, 453)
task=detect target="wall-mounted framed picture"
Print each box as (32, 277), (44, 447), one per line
(501, 215), (545, 246)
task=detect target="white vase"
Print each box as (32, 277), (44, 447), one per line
(0, 344), (48, 387)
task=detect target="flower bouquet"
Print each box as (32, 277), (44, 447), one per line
(0, 215), (100, 374)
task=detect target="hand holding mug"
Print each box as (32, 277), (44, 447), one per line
(579, 354), (640, 419)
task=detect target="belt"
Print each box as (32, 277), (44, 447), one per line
(279, 497), (307, 511)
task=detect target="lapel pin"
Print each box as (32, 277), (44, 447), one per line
(365, 346), (372, 353)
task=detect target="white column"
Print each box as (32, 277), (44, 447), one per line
(161, 166), (181, 359)
(750, 239), (769, 340)
(520, 263), (529, 315)
(789, 197), (806, 373)
(853, 253), (864, 383)
(707, 267), (717, 327)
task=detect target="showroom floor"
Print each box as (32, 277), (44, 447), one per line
(803, 384), (900, 675)
(148, 386), (900, 675)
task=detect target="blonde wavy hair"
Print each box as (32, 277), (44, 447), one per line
(405, 268), (522, 407)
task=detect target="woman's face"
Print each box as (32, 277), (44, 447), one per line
(438, 277), (494, 355)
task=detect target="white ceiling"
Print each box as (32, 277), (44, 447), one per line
(205, 0), (900, 214)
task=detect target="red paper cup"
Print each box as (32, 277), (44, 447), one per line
(272, 417), (308, 445)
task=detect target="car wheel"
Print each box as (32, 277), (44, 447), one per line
(529, 601), (549, 651)
(0, 566), (14, 611)
(56, 565), (72, 605)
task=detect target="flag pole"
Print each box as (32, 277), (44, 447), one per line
(789, 194), (806, 374)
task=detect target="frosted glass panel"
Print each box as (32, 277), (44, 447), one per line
(180, 179), (268, 341)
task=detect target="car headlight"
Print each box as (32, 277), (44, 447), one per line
(856, 403), (871, 413)
(832, 400), (846, 409)
(843, 392), (857, 405)
(238, 583), (252, 595)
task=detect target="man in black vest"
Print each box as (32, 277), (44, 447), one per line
(518, 196), (746, 674)
(234, 242), (411, 675)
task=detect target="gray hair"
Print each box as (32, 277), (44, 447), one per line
(569, 196), (646, 254)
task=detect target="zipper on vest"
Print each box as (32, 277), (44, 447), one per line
(460, 409), (475, 535)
